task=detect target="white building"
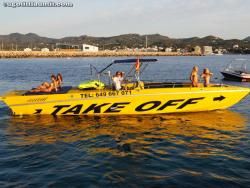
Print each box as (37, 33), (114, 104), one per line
(146, 46), (158, 52)
(165, 47), (172, 52)
(202, 46), (213, 55)
(158, 47), (164, 51)
(233, 44), (239, 49)
(41, 48), (49, 52)
(24, 48), (32, 52)
(82, 44), (98, 52)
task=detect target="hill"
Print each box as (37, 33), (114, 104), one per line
(244, 36), (250, 41)
(0, 33), (250, 52)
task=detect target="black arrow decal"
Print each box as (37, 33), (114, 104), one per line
(213, 96), (226, 101)
(34, 109), (42, 114)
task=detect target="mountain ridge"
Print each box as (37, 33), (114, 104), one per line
(0, 33), (249, 51)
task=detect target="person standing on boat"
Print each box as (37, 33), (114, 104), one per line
(201, 68), (213, 87)
(190, 66), (199, 87)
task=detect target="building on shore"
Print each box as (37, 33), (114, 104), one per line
(24, 48), (32, 52)
(82, 44), (99, 52)
(145, 46), (158, 52)
(165, 47), (172, 52)
(214, 48), (224, 55)
(194, 46), (201, 54)
(41, 48), (49, 52)
(233, 44), (239, 49)
(202, 46), (213, 55)
(55, 43), (80, 51)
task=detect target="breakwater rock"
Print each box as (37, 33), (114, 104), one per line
(0, 51), (202, 58)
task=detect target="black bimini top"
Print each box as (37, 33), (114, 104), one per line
(113, 58), (158, 64)
(99, 58), (158, 73)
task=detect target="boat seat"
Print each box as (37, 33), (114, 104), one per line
(23, 86), (72, 95)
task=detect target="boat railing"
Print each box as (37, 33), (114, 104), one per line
(141, 79), (226, 89)
(146, 83), (185, 89)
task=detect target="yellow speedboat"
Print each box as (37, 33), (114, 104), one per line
(0, 58), (249, 116)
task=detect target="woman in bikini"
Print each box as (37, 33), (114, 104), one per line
(56, 73), (63, 90)
(190, 66), (199, 87)
(201, 68), (213, 87)
(31, 74), (58, 92)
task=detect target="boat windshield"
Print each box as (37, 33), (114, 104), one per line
(225, 59), (250, 73)
(91, 58), (158, 86)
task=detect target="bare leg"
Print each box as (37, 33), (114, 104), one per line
(37, 82), (50, 89)
(30, 88), (41, 92)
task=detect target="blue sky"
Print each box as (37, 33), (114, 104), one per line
(0, 0), (249, 39)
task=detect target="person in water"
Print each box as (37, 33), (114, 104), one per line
(31, 74), (58, 92)
(201, 68), (213, 87)
(190, 66), (199, 87)
(112, 71), (122, 90)
(56, 73), (63, 90)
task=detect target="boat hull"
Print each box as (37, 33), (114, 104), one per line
(221, 71), (250, 82)
(1, 85), (249, 115)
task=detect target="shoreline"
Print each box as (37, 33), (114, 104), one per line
(0, 51), (202, 58)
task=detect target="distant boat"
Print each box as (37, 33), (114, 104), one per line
(221, 59), (250, 82)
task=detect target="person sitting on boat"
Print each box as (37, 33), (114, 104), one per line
(112, 71), (122, 90)
(120, 71), (126, 84)
(190, 66), (199, 87)
(56, 73), (63, 90)
(120, 71), (125, 81)
(30, 74), (58, 93)
(201, 68), (213, 87)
